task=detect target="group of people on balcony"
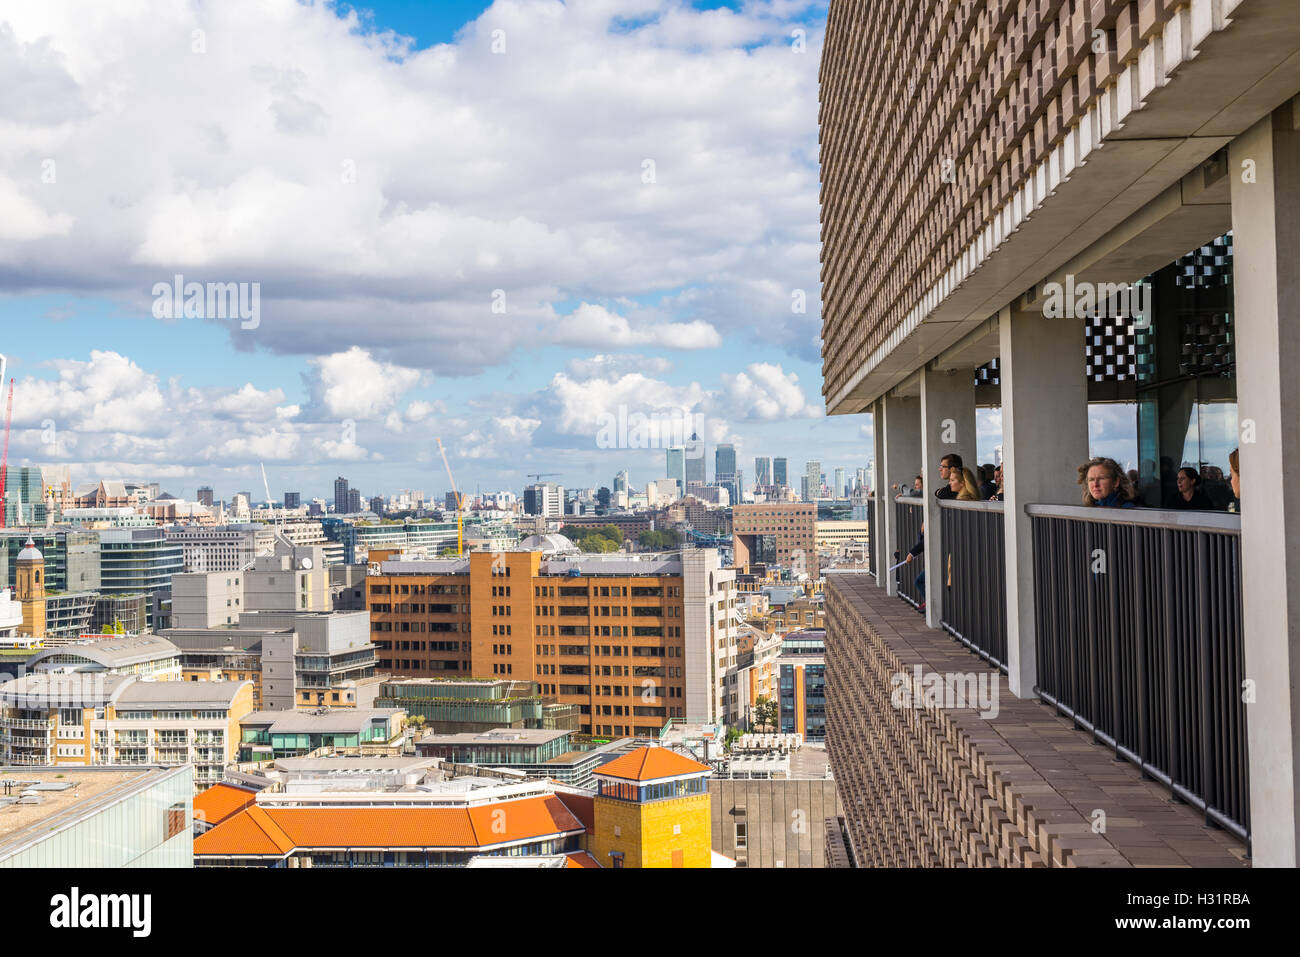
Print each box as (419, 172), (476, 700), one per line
(894, 454), (1005, 502)
(895, 451), (1240, 512)
(896, 450), (1241, 613)
(1079, 453), (1240, 512)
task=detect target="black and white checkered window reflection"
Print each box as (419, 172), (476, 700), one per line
(1173, 233), (1234, 377)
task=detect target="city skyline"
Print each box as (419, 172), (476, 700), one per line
(0, 0), (880, 502)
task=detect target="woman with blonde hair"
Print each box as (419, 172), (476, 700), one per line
(957, 467), (981, 501)
(1078, 457), (1137, 507)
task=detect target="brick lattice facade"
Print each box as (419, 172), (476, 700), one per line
(819, 0), (1238, 406)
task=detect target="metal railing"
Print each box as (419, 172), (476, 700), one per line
(866, 499), (876, 577)
(893, 497), (924, 607)
(938, 500), (1007, 670)
(1028, 504), (1248, 841)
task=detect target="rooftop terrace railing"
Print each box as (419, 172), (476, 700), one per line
(938, 499), (1007, 671)
(893, 497), (924, 608)
(1027, 504), (1248, 842)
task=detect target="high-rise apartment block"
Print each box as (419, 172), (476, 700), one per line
(197, 486), (214, 507)
(333, 477), (349, 513)
(283, 492), (301, 510)
(366, 546), (738, 733)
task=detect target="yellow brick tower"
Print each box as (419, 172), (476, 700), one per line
(592, 745), (712, 868)
(16, 537), (46, 640)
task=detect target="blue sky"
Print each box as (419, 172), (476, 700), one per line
(2, 0), (882, 505)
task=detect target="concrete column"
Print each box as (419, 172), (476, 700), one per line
(919, 366), (976, 627)
(998, 302), (1089, 698)
(878, 395), (921, 597)
(1230, 104), (1300, 868)
(870, 399), (887, 583)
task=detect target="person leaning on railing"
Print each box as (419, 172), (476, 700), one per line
(1078, 456), (1138, 508)
(989, 464), (1005, 502)
(891, 476), (925, 497)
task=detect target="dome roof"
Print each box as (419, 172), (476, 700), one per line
(519, 533), (579, 555)
(16, 537), (43, 563)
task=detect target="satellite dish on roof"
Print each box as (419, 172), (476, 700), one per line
(299, 557), (313, 569)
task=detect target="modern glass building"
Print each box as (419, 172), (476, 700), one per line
(376, 678), (580, 733)
(1, 467), (47, 527)
(97, 528), (184, 595)
(0, 528), (100, 594)
(665, 447), (686, 496)
(321, 518), (459, 564)
(0, 765), (193, 868)
(777, 630), (825, 743)
(237, 709), (402, 760)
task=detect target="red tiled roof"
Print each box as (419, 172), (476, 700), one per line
(195, 805), (295, 857)
(194, 795), (585, 857)
(193, 783), (257, 829)
(557, 792), (595, 831)
(565, 851), (600, 868)
(594, 746), (710, 782)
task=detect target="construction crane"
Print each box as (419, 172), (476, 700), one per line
(528, 472), (560, 483)
(436, 438), (464, 556)
(0, 367), (11, 531)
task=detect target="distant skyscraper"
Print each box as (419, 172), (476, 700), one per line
(774, 457), (788, 487)
(685, 432), (706, 486)
(715, 444), (736, 479)
(370, 495), (384, 515)
(715, 445), (738, 504)
(613, 470), (628, 494)
(855, 467), (867, 493)
(834, 468), (846, 498)
(755, 457), (771, 486)
(804, 461), (821, 501)
(197, 486), (214, 507)
(334, 477), (350, 513)
(347, 489), (362, 514)
(666, 447), (686, 495)
(284, 491), (301, 510)
(524, 482), (564, 517)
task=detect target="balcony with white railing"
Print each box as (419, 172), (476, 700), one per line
(0, 716), (56, 730)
